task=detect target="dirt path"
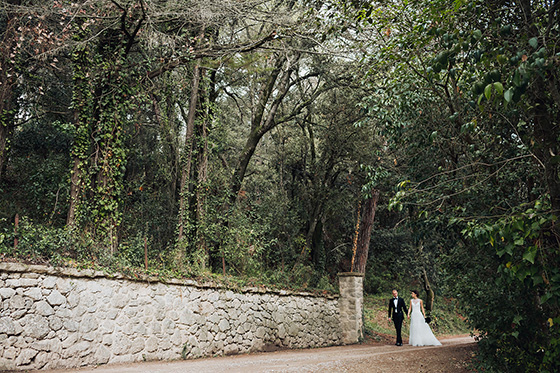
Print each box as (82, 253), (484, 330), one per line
(43, 335), (476, 373)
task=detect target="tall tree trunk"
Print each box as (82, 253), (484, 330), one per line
(311, 219), (325, 278)
(0, 2), (19, 181)
(196, 112), (209, 257)
(422, 268), (435, 312)
(532, 76), (560, 214)
(66, 39), (88, 229)
(66, 157), (81, 227)
(352, 191), (380, 274)
(519, 1), (560, 214)
(151, 91), (180, 212)
(0, 120), (10, 181)
(177, 63), (202, 242)
(306, 200), (324, 251)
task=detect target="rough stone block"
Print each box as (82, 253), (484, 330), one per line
(93, 345), (111, 364)
(35, 300), (55, 316)
(0, 288), (15, 300)
(46, 290), (66, 306)
(15, 348), (38, 365)
(0, 357), (16, 371)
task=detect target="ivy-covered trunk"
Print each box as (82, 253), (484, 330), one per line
(175, 64), (216, 269)
(67, 28), (138, 255)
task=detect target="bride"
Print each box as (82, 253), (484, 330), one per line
(407, 290), (442, 346)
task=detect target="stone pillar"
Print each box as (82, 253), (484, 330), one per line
(338, 272), (364, 344)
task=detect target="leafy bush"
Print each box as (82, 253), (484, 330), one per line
(458, 197), (560, 372)
(0, 216), (74, 264)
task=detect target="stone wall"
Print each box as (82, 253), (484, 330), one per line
(0, 263), (362, 371)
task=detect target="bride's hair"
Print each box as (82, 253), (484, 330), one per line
(412, 290), (420, 296)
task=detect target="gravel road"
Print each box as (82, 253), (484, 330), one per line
(41, 335), (476, 373)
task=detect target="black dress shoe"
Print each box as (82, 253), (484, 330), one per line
(397, 343), (403, 346)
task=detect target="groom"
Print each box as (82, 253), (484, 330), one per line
(388, 289), (408, 346)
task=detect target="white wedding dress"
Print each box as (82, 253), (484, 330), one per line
(409, 299), (442, 346)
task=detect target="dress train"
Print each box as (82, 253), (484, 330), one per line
(409, 299), (441, 346)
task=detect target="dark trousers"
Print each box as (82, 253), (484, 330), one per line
(392, 312), (404, 344)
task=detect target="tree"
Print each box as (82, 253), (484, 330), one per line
(346, 0), (560, 370)
(66, 1), (147, 254)
(351, 192), (379, 274)
(37, 0), (287, 256)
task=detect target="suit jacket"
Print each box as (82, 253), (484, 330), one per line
(388, 297), (408, 318)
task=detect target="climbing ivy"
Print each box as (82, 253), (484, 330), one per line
(70, 26), (140, 255)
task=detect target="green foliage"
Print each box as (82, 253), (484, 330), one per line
(315, 273), (336, 292)
(364, 228), (415, 294)
(0, 217), (74, 265)
(348, 0), (560, 370)
(4, 120), (73, 226)
(458, 197), (560, 372)
(543, 317), (560, 372)
(463, 198), (559, 307)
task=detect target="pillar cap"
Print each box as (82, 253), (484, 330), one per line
(337, 272), (365, 277)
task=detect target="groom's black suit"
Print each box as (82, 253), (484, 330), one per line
(388, 296), (408, 345)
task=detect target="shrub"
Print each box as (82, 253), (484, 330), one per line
(0, 216), (74, 264)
